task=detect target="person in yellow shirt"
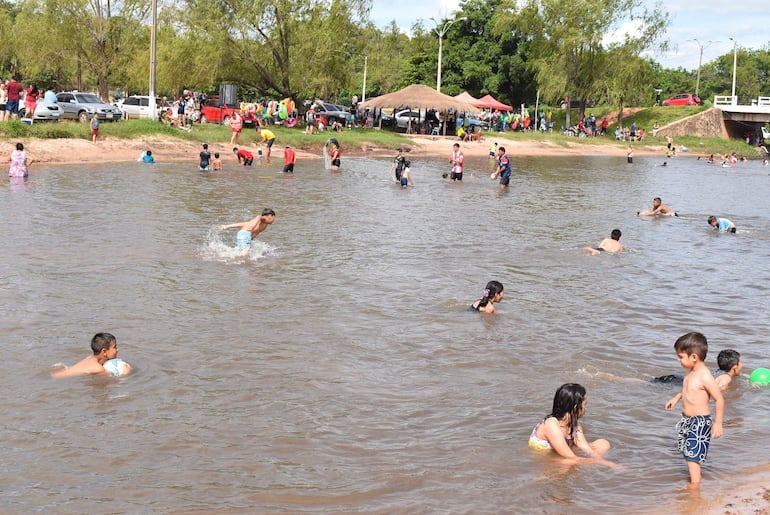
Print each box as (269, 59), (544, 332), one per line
(257, 126), (276, 164)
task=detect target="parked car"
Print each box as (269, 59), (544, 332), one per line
(116, 95), (162, 119)
(395, 109), (424, 129)
(309, 101), (350, 125)
(560, 98), (594, 109)
(199, 100), (256, 127)
(661, 93), (701, 106)
(56, 91), (123, 122)
(19, 102), (63, 122)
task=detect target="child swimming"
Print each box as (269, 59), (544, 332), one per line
(529, 383), (616, 466)
(470, 280), (504, 314)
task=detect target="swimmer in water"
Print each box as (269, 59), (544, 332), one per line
(219, 208), (276, 255)
(528, 383), (616, 467)
(470, 280), (504, 314)
(51, 333), (131, 378)
(637, 197), (677, 217)
(583, 229), (623, 255)
(707, 216), (736, 233)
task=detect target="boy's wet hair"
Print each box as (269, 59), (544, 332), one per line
(611, 229), (621, 240)
(674, 332), (708, 361)
(203, 143), (208, 149)
(717, 349), (740, 372)
(261, 208), (276, 217)
(214, 153), (220, 158)
(707, 216), (717, 225)
(91, 333), (116, 354)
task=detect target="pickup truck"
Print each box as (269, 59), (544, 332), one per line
(199, 100), (256, 127)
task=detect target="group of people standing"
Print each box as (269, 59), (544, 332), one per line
(0, 77), (42, 122)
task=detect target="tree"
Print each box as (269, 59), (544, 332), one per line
(510, 0), (668, 120)
(185, 0), (371, 99)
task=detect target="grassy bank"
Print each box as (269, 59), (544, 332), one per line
(0, 114), (760, 159)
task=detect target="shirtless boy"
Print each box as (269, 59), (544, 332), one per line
(51, 333), (129, 378)
(665, 332), (724, 486)
(584, 229), (623, 255)
(219, 208), (276, 255)
(638, 197), (677, 216)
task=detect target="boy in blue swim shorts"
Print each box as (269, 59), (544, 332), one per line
(219, 208), (276, 255)
(665, 332), (724, 486)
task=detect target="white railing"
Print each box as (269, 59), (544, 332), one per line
(714, 95), (736, 106)
(714, 96), (770, 110)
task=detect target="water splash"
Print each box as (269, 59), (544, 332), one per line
(199, 226), (278, 263)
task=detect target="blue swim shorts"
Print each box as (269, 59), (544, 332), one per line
(677, 413), (712, 463)
(236, 230), (252, 251)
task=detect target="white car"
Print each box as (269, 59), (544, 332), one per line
(395, 109), (425, 129)
(116, 95), (161, 119)
(20, 102), (63, 122)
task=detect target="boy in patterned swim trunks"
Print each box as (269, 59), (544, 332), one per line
(664, 332), (724, 486)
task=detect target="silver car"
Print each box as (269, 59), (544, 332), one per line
(20, 102), (63, 122)
(56, 91), (122, 122)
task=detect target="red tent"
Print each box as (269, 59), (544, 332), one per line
(478, 94), (512, 111)
(454, 91), (485, 108)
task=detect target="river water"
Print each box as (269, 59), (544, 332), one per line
(2, 151), (769, 513)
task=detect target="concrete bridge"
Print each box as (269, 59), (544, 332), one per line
(656, 97), (770, 143)
(714, 96), (770, 141)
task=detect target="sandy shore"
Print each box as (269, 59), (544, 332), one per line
(4, 133), (666, 166)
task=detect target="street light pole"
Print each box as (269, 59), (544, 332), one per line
(688, 39), (719, 99)
(362, 55), (367, 104)
(430, 16), (467, 93)
(729, 37), (738, 104)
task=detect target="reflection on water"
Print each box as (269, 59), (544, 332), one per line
(2, 153), (770, 513)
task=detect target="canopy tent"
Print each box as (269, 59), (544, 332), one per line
(361, 84), (480, 113)
(477, 94), (513, 111)
(454, 91), (485, 108)
(360, 84), (479, 135)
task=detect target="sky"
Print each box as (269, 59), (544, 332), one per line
(369, 0), (770, 72)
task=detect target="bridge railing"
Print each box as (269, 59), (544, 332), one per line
(714, 96), (770, 108)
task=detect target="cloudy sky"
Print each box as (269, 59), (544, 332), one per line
(369, 0), (770, 71)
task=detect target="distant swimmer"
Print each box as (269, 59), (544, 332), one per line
(470, 280), (505, 314)
(637, 197), (677, 217)
(51, 333), (132, 378)
(219, 208), (276, 255)
(707, 216), (736, 233)
(583, 229), (623, 255)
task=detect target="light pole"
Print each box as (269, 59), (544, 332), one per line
(688, 39), (719, 99)
(729, 37), (738, 104)
(430, 16), (467, 93)
(361, 55), (367, 104)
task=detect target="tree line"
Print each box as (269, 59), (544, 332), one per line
(0, 0), (768, 114)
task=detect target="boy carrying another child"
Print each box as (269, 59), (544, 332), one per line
(665, 331), (724, 486)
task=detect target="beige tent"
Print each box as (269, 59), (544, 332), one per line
(360, 84), (479, 134)
(361, 84), (479, 113)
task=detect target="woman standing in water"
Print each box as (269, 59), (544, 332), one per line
(9, 142), (31, 178)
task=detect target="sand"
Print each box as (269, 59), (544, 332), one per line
(4, 133), (664, 166)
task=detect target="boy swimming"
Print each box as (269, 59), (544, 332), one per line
(51, 333), (131, 378)
(219, 208), (276, 255)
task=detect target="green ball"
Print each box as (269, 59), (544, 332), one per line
(749, 367), (770, 385)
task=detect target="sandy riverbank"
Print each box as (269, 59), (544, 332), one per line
(4, 133), (667, 166)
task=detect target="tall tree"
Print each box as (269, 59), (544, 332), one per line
(510, 0), (668, 119)
(186, 0), (370, 99)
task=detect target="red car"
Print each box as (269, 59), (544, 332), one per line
(661, 93), (701, 106)
(199, 100), (256, 127)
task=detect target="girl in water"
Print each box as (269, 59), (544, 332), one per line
(528, 383), (616, 466)
(9, 142), (31, 178)
(329, 142), (341, 172)
(470, 280), (504, 313)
